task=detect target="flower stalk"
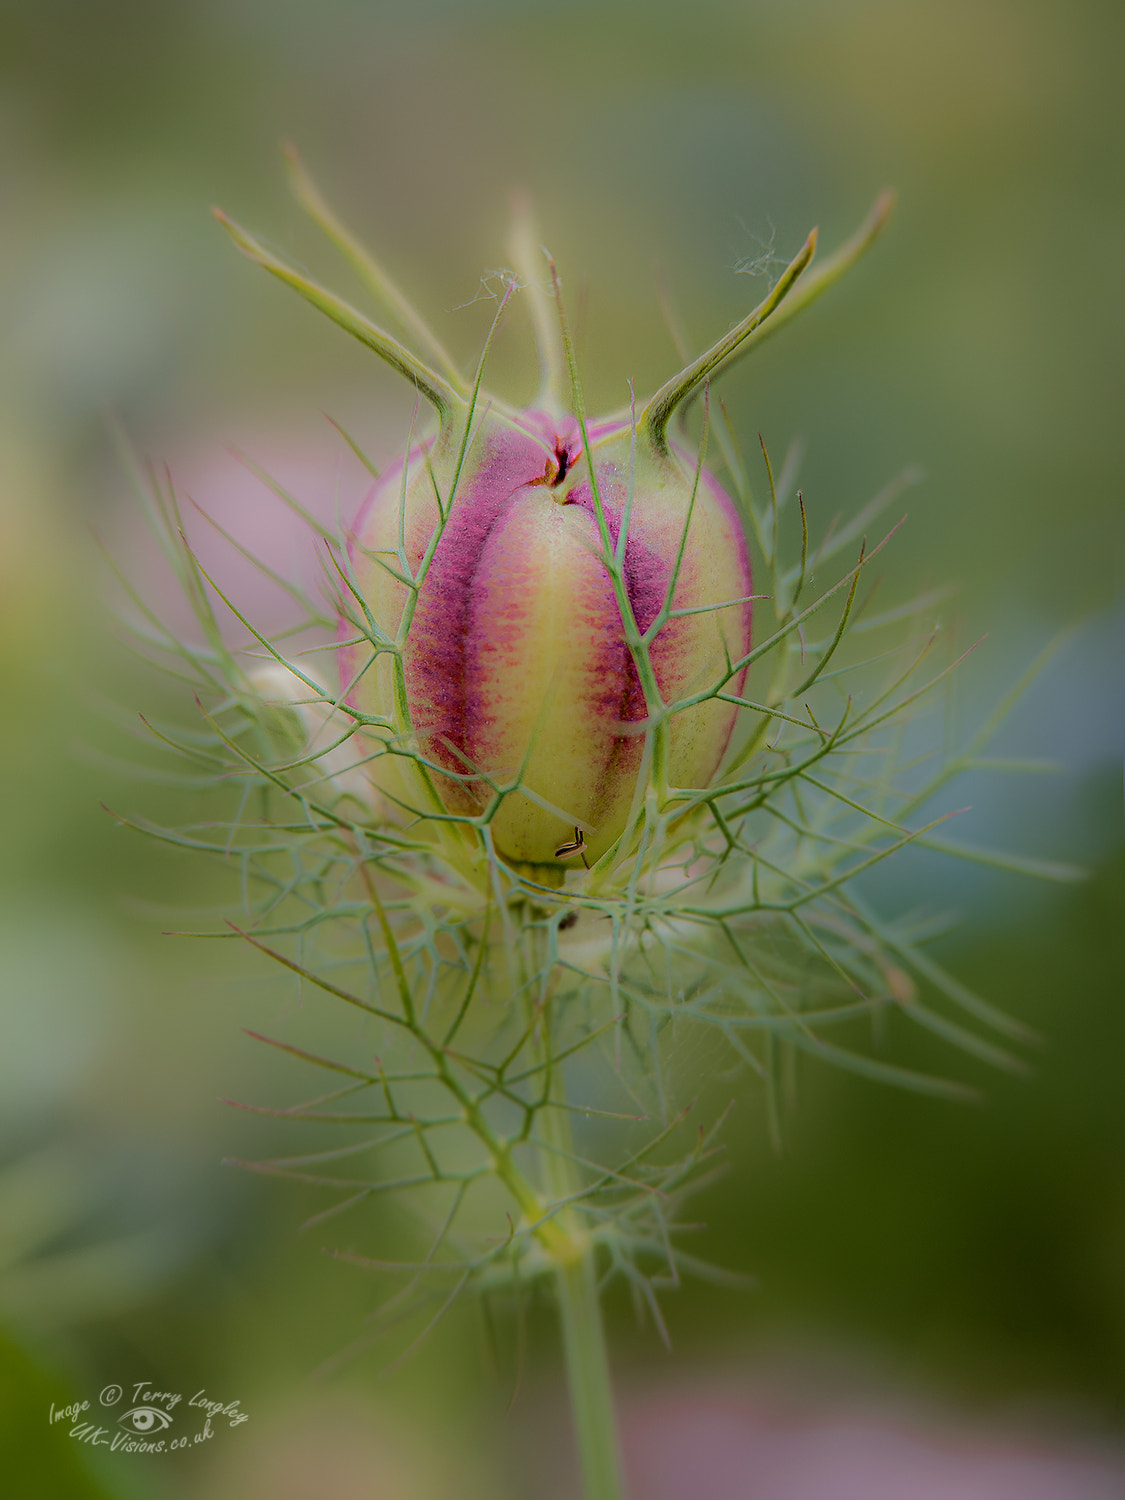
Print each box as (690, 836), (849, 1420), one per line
(554, 1233), (627, 1500)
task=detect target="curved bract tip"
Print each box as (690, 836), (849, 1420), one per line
(640, 227), (818, 452)
(506, 194), (567, 416)
(280, 142), (470, 398)
(212, 205), (462, 426)
(638, 189), (895, 453)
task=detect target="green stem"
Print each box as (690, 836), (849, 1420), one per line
(541, 1095), (628, 1500)
(555, 1240), (628, 1500)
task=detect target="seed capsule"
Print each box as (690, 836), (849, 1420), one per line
(339, 403), (752, 868)
(216, 162), (893, 872)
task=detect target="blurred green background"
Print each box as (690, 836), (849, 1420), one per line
(2, 0), (1122, 1495)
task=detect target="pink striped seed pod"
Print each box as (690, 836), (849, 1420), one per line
(216, 166), (892, 873)
(339, 406), (753, 869)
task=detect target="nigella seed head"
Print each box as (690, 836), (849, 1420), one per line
(214, 155), (894, 881)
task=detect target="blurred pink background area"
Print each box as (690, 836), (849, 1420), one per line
(110, 415), (383, 646)
(617, 1378), (1125, 1500)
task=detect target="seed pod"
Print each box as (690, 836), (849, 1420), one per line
(216, 163), (892, 872)
(340, 403), (752, 868)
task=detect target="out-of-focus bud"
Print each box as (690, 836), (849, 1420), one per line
(250, 662), (382, 817)
(216, 159), (892, 872)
